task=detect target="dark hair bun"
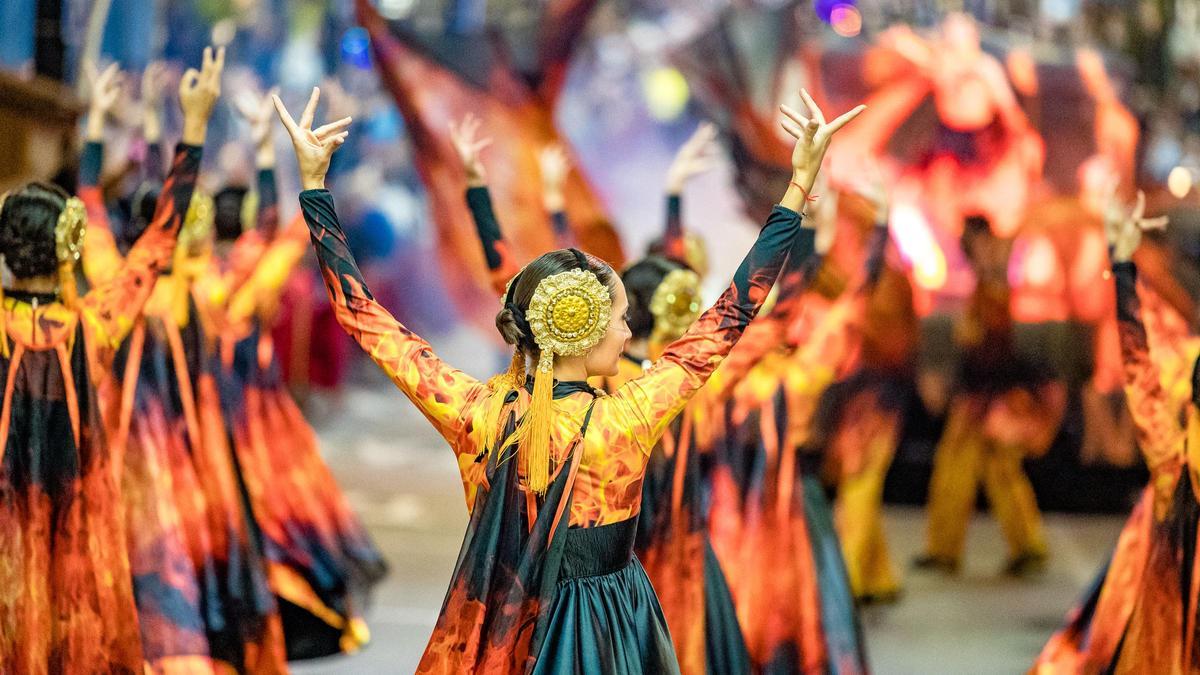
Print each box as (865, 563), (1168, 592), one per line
(495, 306), (525, 346)
(0, 182), (68, 279)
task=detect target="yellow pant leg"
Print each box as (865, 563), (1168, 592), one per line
(982, 442), (1047, 559)
(924, 399), (986, 563)
(836, 412), (901, 597)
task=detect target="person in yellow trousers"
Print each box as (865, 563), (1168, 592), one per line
(811, 177), (918, 603)
(914, 214), (1067, 576)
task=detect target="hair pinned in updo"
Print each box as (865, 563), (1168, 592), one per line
(214, 185), (250, 242)
(621, 255), (683, 341)
(494, 249), (617, 360)
(119, 180), (163, 250)
(484, 249), (618, 492)
(0, 181), (69, 279)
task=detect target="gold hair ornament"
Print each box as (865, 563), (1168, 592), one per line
(527, 267), (612, 370)
(55, 196), (88, 310)
(519, 266), (611, 494)
(649, 268), (702, 343)
(179, 192), (215, 253)
(55, 197), (87, 265)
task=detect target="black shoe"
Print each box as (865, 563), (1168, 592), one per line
(1004, 551), (1048, 578)
(911, 554), (959, 574)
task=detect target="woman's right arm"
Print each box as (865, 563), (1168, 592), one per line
(1105, 192), (1181, 503)
(1113, 261), (1183, 476)
(300, 188), (489, 445)
(281, 91), (489, 448)
(82, 48), (225, 348)
(79, 63), (124, 286)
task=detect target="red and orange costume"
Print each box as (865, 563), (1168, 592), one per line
(299, 185), (802, 673)
(194, 171), (387, 660)
(704, 228), (879, 674)
(0, 143), (198, 673)
(78, 141), (290, 672)
(1033, 260), (1200, 673)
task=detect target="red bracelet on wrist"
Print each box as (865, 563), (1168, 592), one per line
(789, 180), (819, 202)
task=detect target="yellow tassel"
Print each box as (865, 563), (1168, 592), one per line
(483, 349), (526, 452)
(58, 261), (78, 311)
(524, 351), (555, 495)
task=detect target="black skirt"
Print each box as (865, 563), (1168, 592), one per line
(534, 518), (680, 674)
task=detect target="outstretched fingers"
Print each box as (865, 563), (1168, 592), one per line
(272, 94), (302, 139)
(800, 89), (825, 125)
(1130, 190), (1146, 222)
(313, 116), (354, 139)
(298, 87), (321, 130)
(827, 105), (866, 134)
(1140, 215), (1169, 231)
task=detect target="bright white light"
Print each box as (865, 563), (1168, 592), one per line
(890, 203), (947, 290)
(1168, 165), (1193, 198)
(377, 0), (416, 20)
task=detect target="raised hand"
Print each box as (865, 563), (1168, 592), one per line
(538, 144), (570, 212)
(85, 61), (125, 141)
(1105, 189), (1168, 263)
(666, 122), (719, 194)
(235, 85), (281, 165)
(538, 145), (571, 189)
(141, 62), (168, 142)
(847, 161), (890, 224)
(179, 46), (226, 145)
(779, 89), (865, 212)
(141, 62), (168, 107)
(448, 113), (492, 187)
(273, 87), (353, 191)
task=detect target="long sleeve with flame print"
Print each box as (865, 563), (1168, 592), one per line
(80, 144), (202, 350)
(1113, 260), (1186, 513)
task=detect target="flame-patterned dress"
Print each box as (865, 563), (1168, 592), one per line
(193, 171), (387, 661)
(300, 186), (802, 673)
(469, 182), (756, 674)
(79, 140), (292, 673)
(1032, 260), (1200, 674)
(703, 228), (883, 675)
(0, 143), (200, 674)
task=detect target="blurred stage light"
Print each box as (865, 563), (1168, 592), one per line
(814, 0), (847, 22)
(212, 19), (236, 47)
(641, 67), (690, 121)
(891, 204), (947, 290)
(1168, 165), (1193, 198)
(341, 26), (372, 69)
(377, 0), (416, 20)
(1017, 235), (1059, 288)
(830, 5), (862, 37)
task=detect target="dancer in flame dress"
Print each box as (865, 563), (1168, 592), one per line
(273, 86), (862, 672)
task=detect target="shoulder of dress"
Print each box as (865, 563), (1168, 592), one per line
(3, 299), (80, 349)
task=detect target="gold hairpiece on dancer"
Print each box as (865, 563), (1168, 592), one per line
(527, 267), (612, 371)
(520, 264), (610, 495)
(55, 197), (87, 265)
(649, 268), (701, 342)
(180, 192), (215, 251)
(55, 196), (88, 311)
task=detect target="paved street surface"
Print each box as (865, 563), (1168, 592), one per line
(293, 381), (1124, 675)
